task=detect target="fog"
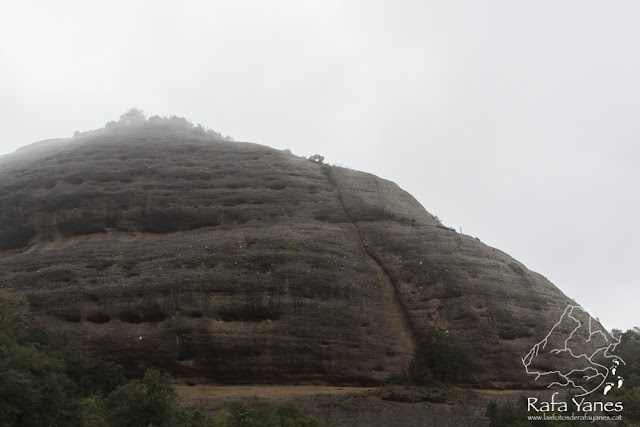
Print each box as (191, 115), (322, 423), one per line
(1, 1), (638, 330)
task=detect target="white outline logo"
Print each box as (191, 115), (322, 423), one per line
(522, 304), (625, 396)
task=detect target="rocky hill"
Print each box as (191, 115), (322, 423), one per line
(0, 120), (596, 388)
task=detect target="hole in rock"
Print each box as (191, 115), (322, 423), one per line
(119, 311), (142, 324)
(87, 313), (110, 324)
(221, 314), (235, 322)
(267, 182), (287, 190)
(60, 314), (82, 323)
(142, 309), (166, 322)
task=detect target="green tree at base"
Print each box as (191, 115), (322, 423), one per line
(0, 290), (208, 426)
(392, 328), (470, 385)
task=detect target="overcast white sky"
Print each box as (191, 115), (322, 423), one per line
(1, 1), (638, 331)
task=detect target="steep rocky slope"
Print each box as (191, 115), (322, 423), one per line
(0, 121), (596, 388)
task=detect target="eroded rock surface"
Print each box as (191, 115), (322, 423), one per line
(0, 123), (601, 387)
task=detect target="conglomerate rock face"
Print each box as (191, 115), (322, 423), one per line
(0, 123), (594, 387)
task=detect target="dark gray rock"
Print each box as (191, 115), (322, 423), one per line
(0, 122), (601, 387)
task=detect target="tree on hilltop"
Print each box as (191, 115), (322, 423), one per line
(118, 108), (147, 125)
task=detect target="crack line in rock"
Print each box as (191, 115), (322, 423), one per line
(326, 169), (418, 347)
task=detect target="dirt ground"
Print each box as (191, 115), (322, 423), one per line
(175, 384), (545, 426)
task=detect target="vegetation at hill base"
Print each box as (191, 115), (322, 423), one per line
(598, 327), (640, 424)
(391, 328), (471, 387)
(0, 291), (325, 426)
(221, 397), (325, 426)
(486, 327), (640, 426)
